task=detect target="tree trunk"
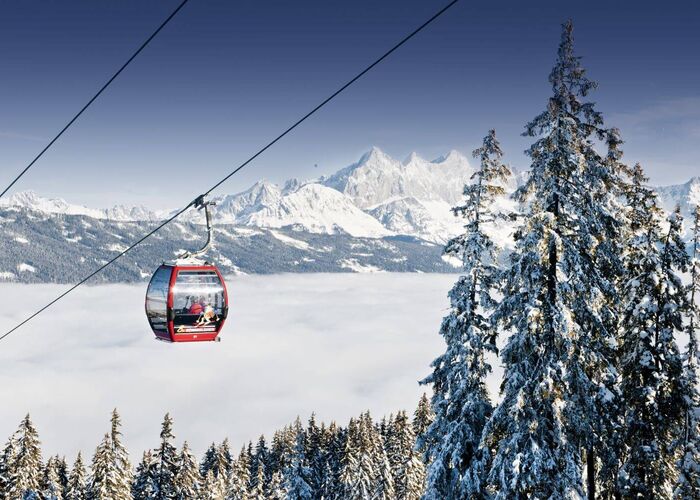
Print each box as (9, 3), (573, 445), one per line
(587, 447), (595, 500)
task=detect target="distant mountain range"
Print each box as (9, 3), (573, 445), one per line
(1, 147), (698, 283)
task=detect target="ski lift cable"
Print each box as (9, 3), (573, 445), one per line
(0, 0), (460, 344)
(0, 0), (191, 201)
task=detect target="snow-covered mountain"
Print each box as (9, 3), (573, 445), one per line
(3, 148), (698, 247)
(165, 147), (482, 242)
(322, 147), (473, 207)
(191, 180), (390, 238)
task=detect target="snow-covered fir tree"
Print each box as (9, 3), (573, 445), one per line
(318, 422), (342, 500)
(249, 437), (268, 499)
(174, 442), (201, 499)
(304, 414), (324, 497)
(41, 455), (63, 500)
(55, 456), (69, 498)
(283, 426), (313, 500)
(340, 412), (396, 500)
(387, 411), (425, 500)
(253, 435), (269, 484)
(618, 170), (689, 498)
(338, 418), (366, 499)
(421, 128), (510, 499)
(481, 21), (628, 498)
(201, 469), (226, 500)
(200, 438), (233, 489)
(2, 414), (43, 500)
(270, 426), (297, 484)
(88, 433), (118, 500)
(65, 452), (88, 500)
(200, 443), (218, 480)
(218, 439), (233, 484)
(152, 414), (179, 499)
(88, 411), (132, 500)
(249, 462), (265, 500)
(0, 429), (19, 495)
(132, 451), (157, 500)
(109, 409), (132, 500)
(224, 448), (250, 500)
(593, 125), (630, 499)
(676, 203), (700, 498)
(412, 393), (433, 451)
(267, 470), (285, 500)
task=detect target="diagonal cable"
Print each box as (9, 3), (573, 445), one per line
(0, 0), (191, 200)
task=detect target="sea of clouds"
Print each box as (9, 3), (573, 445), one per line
(0, 273), (504, 460)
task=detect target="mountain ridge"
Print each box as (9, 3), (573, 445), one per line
(3, 147), (698, 251)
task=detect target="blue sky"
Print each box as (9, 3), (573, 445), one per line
(0, 0), (698, 209)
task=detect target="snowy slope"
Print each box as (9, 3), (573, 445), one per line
(369, 197), (463, 243)
(242, 183), (392, 238)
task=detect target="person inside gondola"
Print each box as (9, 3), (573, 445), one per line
(188, 296), (205, 315)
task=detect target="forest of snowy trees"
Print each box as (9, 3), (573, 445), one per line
(3, 19), (700, 500)
(421, 21), (700, 500)
(0, 397), (434, 500)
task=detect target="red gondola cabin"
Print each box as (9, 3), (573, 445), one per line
(145, 264), (228, 342)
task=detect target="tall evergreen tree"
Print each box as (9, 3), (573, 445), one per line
(267, 470), (285, 500)
(319, 422), (342, 500)
(0, 429), (19, 496)
(41, 456), (63, 500)
(618, 172), (689, 498)
(218, 439), (233, 483)
(421, 128), (510, 499)
(412, 394), (433, 455)
(88, 412), (131, 500)
(132, 451), (157, 500)
(355, 412), (395, 500)
(338, 418), (367, 499)
(174, 442), (201, 500)
(65, 453), (87, 500)
(249, 463), (265, 500)
(109, 410), (132, 500)
(283, 427), (313, 499)
(304, 414), (324, 496)
(224, 448), (249, 500)
(270, 426), (296, 481)
(254, 435), (269, 478)
(202, 439), (234, 490)
(55, 456), (69, 498)
(88, 433), (117, 500)
(594, 126), (630, 499)
(482, 21), (626, 498)
(3, 414), (43, 499)
(249, 436), (268, 496)
(200, 443), (218, 480)
(201, 469), (226, 500)
(387, 411), (425, 500)
(676, 204), (700, 498)
(153, 413), (179, 499)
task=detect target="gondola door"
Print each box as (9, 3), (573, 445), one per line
(167, 265), (228, 342)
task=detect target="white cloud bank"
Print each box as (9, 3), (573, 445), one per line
(0, 273), (503, 461)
